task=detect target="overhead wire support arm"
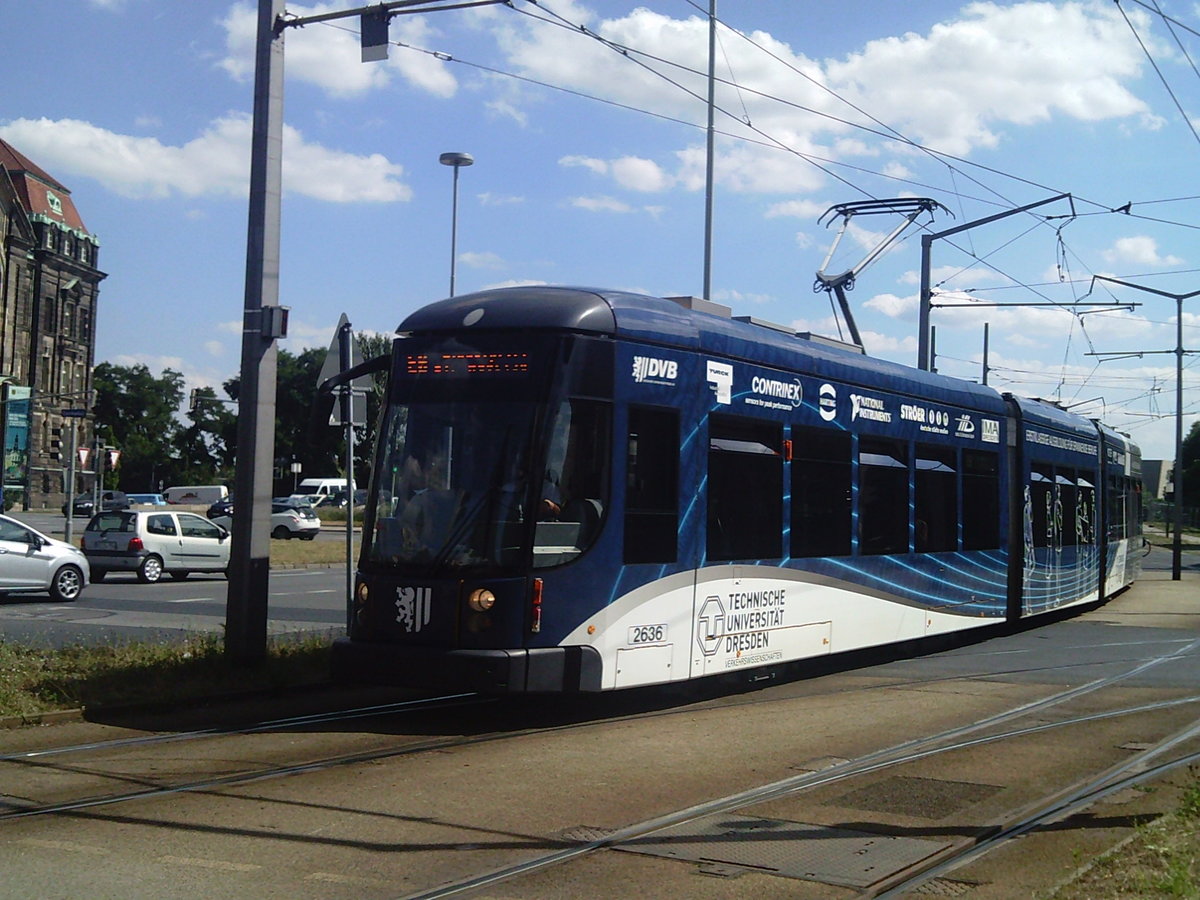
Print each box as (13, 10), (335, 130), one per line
(918, 192), (1075, 371)
(814, 198), (951, 348)
(279, 0), (506, 30)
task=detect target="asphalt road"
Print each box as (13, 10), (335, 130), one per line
(0, 510), (348, 647)
(1, 508), (1192, 648)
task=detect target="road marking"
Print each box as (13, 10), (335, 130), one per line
(159, 855), (261, 872)
(20, 838), (109, 855)
(305, 872), (387, 886)
(165, 598), (212, 604)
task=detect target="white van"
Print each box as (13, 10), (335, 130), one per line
(292, 478), (353, 505)
(163, 485), (229, 506)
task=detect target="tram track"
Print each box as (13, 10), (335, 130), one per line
(399, 634), (1200, 898)
(2, 626), (1197, 898)
(0, 693), (486, 764)
(4, 632), (1197, 827)
(871, 715), (1200, 898)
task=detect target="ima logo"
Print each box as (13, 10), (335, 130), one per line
(632, 356), (678, 384)
(395, 586), (432, 633)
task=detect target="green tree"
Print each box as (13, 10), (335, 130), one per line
(225, 346), (355, 495)
(177, 386), (237, 484)
(1181, 420), (1200, 508)
(92, 363), (186, 491)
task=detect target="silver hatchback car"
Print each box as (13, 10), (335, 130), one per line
(0, 514), (90, 601)
(82, 509), (230, 583)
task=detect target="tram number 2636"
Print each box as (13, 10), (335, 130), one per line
(628, 624), (668, 645)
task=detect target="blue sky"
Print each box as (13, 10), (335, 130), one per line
(3, 0), (1198, 460)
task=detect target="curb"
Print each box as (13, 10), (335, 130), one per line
(0, 707), (86, 730)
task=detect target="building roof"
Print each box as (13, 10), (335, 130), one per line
(0, 137), (91, 236)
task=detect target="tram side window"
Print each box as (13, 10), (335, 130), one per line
(915, 444), (957, 553)
(858, 438), (909, 555)
(1077, 473), (1096, 545)
(962, 449), (1000, 550)
(624, 407), (679, 564)
(707, 416), (783, 561)
(1108, 475), (1127, 541)
(1031, 464), (1054, 548)
(791, 428), (851, 557)
(1129, 479), (1143, 537)
(1058, 470), (1077, 548)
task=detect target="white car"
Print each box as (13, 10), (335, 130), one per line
(0, 514), (89, 601)
(212, 501), (321, 541)
(82, 510), (231, 583)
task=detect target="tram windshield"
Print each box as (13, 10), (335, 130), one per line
(363, 335), (611, 573)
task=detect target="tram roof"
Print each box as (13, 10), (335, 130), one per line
(1005, 394), (1101, 440)
(398, 286), (1010, 413)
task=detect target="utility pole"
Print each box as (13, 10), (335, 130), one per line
(702, 0), (716, 300)
(982, 322), (990, 386)
(1087, 276), (1198, 582)
(226, 0), (286, 665)
(227, 0), (503, 665)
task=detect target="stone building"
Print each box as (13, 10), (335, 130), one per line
(0, 138), (105, 510)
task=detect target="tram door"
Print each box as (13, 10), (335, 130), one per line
(1025, 462), (1098, 614)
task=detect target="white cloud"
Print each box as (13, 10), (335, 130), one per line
(713, 288), (774, 306)
(478, 192), (525, 206)
(560, 155), (609, 176)
(461, 251), (505, 269)
(825, 1), (1153, 155)
(0, 116), (411, 203)
(482, 278), (550, 290)
(861, 330), (919, 355)
(766, 199), (829, 220)
(571, 195), (633, 213)
(493, 2), (1156, 199)
(1102, 235), (1184, 267)
(864, 292), (919, 319)
(611, 156), (672, 192)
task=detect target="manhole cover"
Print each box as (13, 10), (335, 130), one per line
(614, 814), (949, 888)
(833, 775), (1001, 819)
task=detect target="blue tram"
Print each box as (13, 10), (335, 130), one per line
(331, 287), (1143, 692)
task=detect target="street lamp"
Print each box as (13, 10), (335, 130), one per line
(439, 151), (473, 296)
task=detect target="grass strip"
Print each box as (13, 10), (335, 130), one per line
(0, 632), (332, 720)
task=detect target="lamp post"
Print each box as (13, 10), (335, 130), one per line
(439, 151), (473, 297)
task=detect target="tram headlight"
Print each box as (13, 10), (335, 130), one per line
(468, 588), (496, 612)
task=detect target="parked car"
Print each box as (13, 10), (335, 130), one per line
(211, 501), (321, 541)
(127, 493), (167, 506)
(163, 485), (229, 506)
(325, 488), (368, 509)
(0, 513), (89, 601)
(206, 497), (234, 519)
(62, 490), (130, 518)
(292, 478), (353, 505)
(81, 509), (231, 583)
